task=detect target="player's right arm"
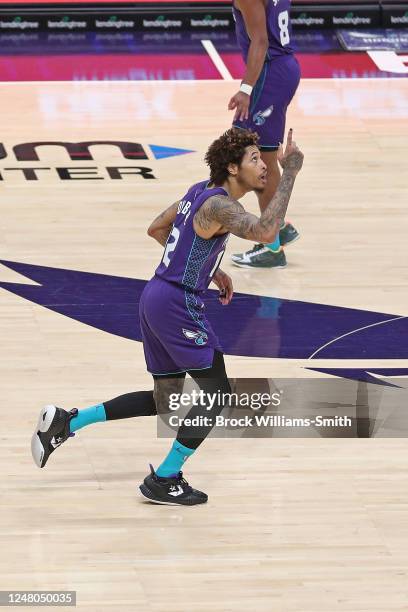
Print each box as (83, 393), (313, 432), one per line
(195, 132), (304, 243)
(147, 201), (179, 246)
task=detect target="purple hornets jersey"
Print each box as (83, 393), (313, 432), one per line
(155, 180), (229, 293)
(232, 0), (294, 62)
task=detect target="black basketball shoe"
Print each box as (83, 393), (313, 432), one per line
(231, 245), (287, 268)
(31, 405), (78, 468)
(279, 222), (300, 247)
(139, 465), (208, 506)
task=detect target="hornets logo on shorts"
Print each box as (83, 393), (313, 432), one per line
(182, 329), (208, 346)
(253, 105), (274, 126)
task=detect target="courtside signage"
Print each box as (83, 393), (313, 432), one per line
(0, 140), (195, 181)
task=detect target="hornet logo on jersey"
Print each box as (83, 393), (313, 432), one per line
(253, 105), (274, 126)
(182, 329), (208, 346)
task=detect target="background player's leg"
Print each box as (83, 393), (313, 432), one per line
(232, 148), (299, 268)
(260, 150), (300, 251)
(258, 149), (283, 254)
(232, 149), (286, 268)
(257, 149), (280, 215)
(232, 55), (301, 269)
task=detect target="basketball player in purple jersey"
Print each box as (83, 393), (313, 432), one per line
(229, 0), (301, 268)
(31, 128), (303, 506)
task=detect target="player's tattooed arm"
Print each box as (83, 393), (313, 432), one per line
(197, 192), (290, 243)
(147, 201), (179, 246)
(195, 196), (264, 241)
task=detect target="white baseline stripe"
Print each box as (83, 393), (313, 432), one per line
(309, 316), (407, 360)
(201, 39), (233, 81)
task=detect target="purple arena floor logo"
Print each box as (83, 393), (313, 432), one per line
(1, 259), (407, 386)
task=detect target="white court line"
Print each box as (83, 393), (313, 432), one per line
(201, 39), (234, 81)
(308, 316), (407, 360)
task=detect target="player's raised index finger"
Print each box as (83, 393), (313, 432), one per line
(287, 128), (293, 146)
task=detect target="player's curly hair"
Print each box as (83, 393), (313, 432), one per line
(205, 128), (260, 186)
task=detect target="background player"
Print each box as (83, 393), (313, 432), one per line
(229, 0), (301, 268)
(31, 128), (304, 506)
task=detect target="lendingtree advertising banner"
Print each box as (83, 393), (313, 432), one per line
(0, 1), (406, 30)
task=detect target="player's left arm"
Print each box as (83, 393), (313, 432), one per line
(212, 268), (233, 305)
(228, 0), (269, 121)
(147, 201), (179, 246)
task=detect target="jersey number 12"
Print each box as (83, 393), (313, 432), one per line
(162, 226), (180, 267)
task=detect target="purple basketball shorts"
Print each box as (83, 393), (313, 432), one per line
(233, 54), (301, 150)
(139, 276), (223, 375)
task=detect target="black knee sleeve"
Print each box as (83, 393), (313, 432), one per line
(104, 391), (156, 420)
(177, 351), (231, 450)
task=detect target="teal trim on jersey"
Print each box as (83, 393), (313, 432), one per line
(250, 61), (268, 115)
(232, 123), (275, 146)
(150, 363), (213, 376)
(185, 289), (208, 331)
(182, 233), (217, 289)
(259, 144), (280, 151)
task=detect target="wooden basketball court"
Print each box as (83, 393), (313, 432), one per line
(1, 78), (408, 610)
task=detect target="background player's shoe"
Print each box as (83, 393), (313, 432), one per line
(139, 465), (208, 506)
(31, 405), (78, 468)
(231, 245), (287, 268)
(231, 223), (299, 265)
(279, 222), (300, 247)
(231, 242), (264, 264)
